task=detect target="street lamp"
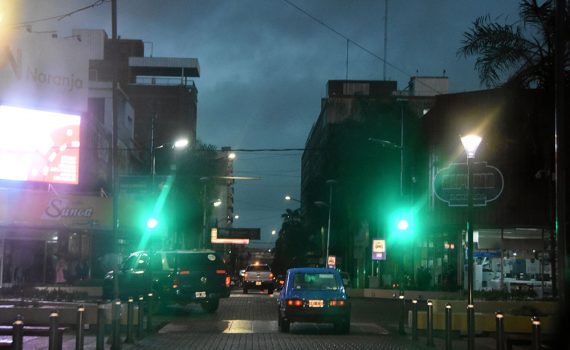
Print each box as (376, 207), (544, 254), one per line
(284, 195), (301, 203)
(461, 133), (481, 350)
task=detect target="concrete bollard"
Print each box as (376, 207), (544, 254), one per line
(146, 292), (154, 333)
(398, 293), (406, 335)
(95, 303), (105, 350)
(111, 299), (122, 350)
(125, 297), (135, 344)
(137, 295), (145, 339)
(495, 311), (504, 350)
(12, 315), (24, 350)
(76, 305), (85, 350)
(531, 316), (541, 350)
(96, 303), (106, 350)
(445, 303), (452, 350)
(412, 299), (418, 341)
(48, 310), (60, 350)
(467, 304), (475, 350)
(426, 300), (434, 347)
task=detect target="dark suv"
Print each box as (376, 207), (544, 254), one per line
(102, 250), (231, 312)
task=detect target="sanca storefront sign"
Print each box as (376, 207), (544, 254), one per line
(43, 199), (94, 219)
(0, 189), (112, 230)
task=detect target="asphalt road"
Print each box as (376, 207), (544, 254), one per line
(111, 289), (435, 350)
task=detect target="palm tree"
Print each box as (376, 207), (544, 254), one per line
(458, 0), (569, 88)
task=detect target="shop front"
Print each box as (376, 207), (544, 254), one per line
(0, 189), (112, 287)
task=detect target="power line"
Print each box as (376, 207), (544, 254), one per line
(14, 0), (109, 29)
(280, 0), (442, 94)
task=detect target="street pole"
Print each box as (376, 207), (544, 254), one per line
(461, 134), (481, 350)
(201, 177), (208, 249)
(325, 179), (337, 267)
(466, 156), (475, 350)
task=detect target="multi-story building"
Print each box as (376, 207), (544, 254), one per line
(301, 79), (441, 288)
(301, 78), (555, 294)
(0, 28), (204, 285)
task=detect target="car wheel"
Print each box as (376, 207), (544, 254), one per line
(279, 317), (290, 333)
(201, 298), (220, 313)
(243, 288), (248, 294)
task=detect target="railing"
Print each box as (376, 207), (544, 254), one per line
(0, 294), (156, 350)
(396, 294), (555, 350)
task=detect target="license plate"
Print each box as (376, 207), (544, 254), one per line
(195, 291), (206, 298)
(309, 299), (324, 308)
(255, 281), (262, 286)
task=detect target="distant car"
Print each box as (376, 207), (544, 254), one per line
(275, 274), (286, 290)
(243, 263), (275, 294)
(277, 267), (350, 333)
(102, 250), (231, 312)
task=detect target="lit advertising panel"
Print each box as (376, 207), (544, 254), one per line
(0, 105), (80, 184)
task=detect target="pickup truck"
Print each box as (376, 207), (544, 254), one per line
(243, 263), (275, 294)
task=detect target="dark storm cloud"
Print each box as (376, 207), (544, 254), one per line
(18, 0), (520, 246)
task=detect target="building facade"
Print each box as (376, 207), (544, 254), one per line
(0, 27), (203, 286)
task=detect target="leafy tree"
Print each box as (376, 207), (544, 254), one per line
(171, 141), (223, 248)
(458, 0), (569, 88)
(272, 208), (308, 274)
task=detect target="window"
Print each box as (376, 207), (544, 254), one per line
(292, 273), (338, 291)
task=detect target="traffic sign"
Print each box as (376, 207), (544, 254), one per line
(327, 256), (336, 269)
(216, 227), (260, 240)
(434, 162), (504, 207)
(372, 239), (386, 260)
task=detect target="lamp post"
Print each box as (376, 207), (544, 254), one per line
(324, 180), (337, 267)
(461, 134), (482, 350)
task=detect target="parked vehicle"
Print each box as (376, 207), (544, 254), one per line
(243, 263), (275, 294)
(277, 267), (350, 333)
(102, 250), (231, 312)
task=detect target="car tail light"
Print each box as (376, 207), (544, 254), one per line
(279, 280), (285, 285)
(286, 299), (303, 307)
(244, 272), (248, 279)
(329, 299), (347, 307)
(216, 269), (226, 275)
(225, 275), (231, 287)
(269, 272), (274, 279)
(179, 270), (190, 275)
(172, 278), (180, 289)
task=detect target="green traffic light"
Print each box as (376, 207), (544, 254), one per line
(146, 217), (158, 229)
(397, 219), (409, 231)
(387, 207), (417, 242)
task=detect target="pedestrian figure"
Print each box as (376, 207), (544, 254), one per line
(55, 257), (67, 284)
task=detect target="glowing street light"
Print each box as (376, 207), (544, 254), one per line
(285, 195), (301, 203)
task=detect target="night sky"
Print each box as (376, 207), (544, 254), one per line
(17, 0), (521, 247)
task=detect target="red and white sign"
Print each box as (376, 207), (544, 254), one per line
(210, 228), (250, 245)
(327, 255), (336, 269)
(0, 105), (81, 184)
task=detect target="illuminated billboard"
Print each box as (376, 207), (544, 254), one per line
(0, 105), (81, 184)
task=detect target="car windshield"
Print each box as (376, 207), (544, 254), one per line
(292, 272), (339, 291)
(247, 265), (270, 272)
